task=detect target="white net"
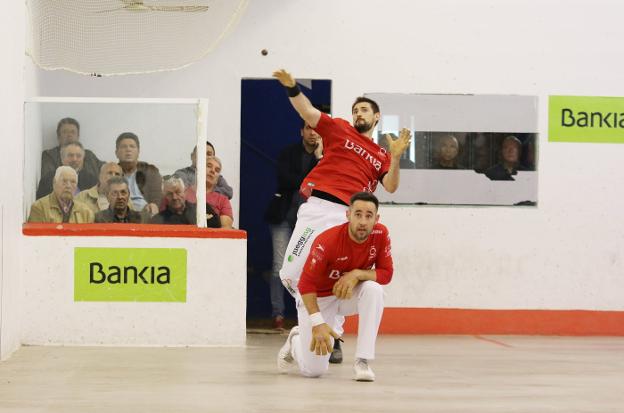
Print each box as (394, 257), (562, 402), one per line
(26, 0), (248, 76)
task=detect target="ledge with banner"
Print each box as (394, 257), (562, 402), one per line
(21, 223), (246, 347)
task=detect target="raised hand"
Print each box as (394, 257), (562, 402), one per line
(272, 69), (296, 88)
(385, 128), (412, 158)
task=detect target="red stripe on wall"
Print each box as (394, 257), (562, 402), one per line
(23, 223), (247, 239)
(343, 308), (624, 336)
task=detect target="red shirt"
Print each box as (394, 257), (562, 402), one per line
(206, 191), (233, 218)
(177, 187), (233, 218)
(301, 113), (391, 204)
(298, 222), (394, 297)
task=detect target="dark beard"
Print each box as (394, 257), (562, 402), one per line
(354, 120), (373, 134)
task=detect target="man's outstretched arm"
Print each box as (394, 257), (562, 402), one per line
(381, 128), (412, 193)
(273, 69), (321, 128)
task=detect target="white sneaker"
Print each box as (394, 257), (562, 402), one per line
(277, 326), (299, 373)
(353, 358), (375, 382)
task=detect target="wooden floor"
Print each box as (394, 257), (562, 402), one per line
(1, 334), (623, 412)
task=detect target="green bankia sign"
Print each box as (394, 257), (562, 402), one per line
(549, 95), (624, 143)
(74, 248), (187, 302)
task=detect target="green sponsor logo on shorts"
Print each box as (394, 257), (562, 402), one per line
(74, 247), (187, 302)
(291, 227), (314, 258)
(549, 95), (624, 143)
(288, 255), (294, 262)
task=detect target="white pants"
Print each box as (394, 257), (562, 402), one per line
(279, 196), (348, 295)
(291, 281), (385, 378)
(279, 196), (348, 334)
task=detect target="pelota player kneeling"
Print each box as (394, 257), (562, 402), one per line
(277, 192), (394, 381)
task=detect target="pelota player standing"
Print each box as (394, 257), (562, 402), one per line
(271, 69), (410, 362)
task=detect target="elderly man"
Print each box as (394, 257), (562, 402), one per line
(41, 117), (103, 179)
(95, 177), (145, 223)
(36, 142), (98, 199)
(76, 162), (128, 214)
(28, 166), (94, 223)
(151, 177), (220, 227)
(174, 141), (233, 199)
(115, 132), (162, 216)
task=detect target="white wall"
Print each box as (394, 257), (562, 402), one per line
(1, 2), (25, 360)
(29, 0), (624, 311)
(21, 236), (246, 346)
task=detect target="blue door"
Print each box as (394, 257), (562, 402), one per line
(240, 78), (331, 322)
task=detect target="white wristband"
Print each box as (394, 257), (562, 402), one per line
(309, 312), (325, 327)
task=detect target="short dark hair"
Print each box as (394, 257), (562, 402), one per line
(192, 141), (216, 155)
(349, 191), (379, 210)
(351, 97), (380, 114)
(116, 132), (140, 150)
(60, 141), (84, 158)
(105, 176), (129, 194)
(56, 118), (80, 138)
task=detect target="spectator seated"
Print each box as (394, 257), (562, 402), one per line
(28, 166), (94, 223)
(40, 117), (103, 179)
(37, 142), (98, 199)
